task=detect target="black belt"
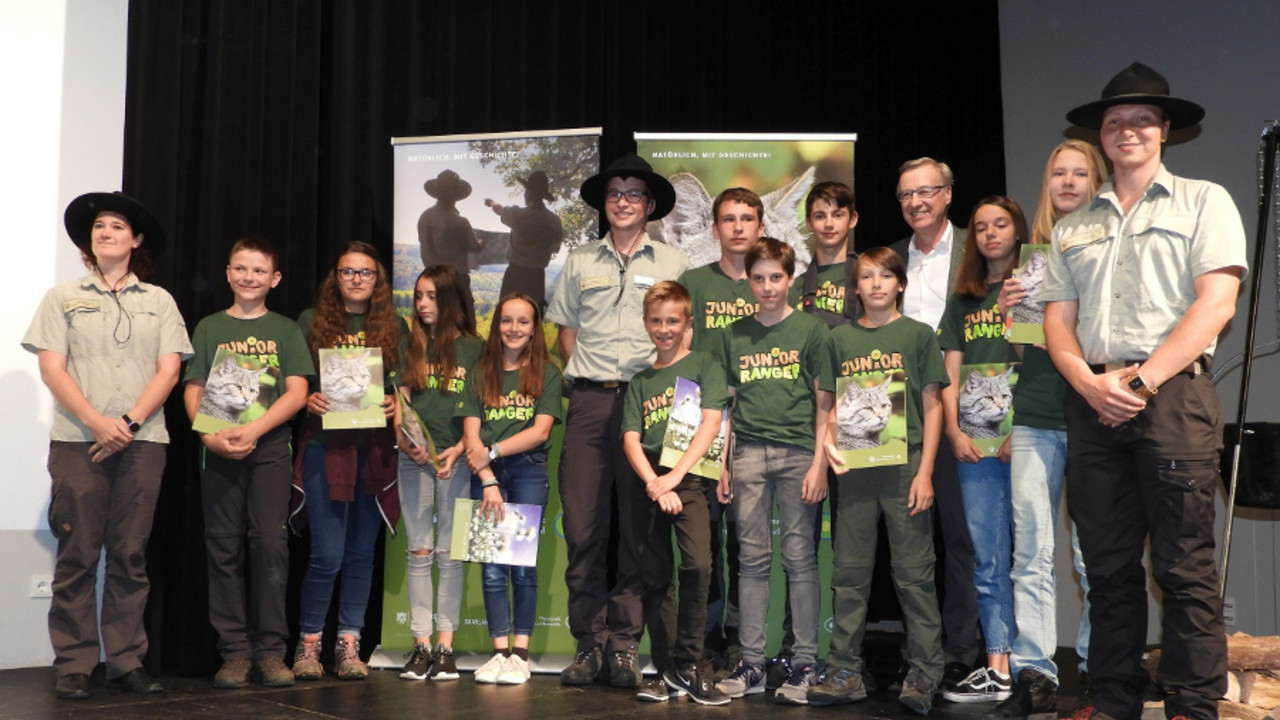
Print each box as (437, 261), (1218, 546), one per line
(572, 378), (628, 390)
(1087, 355), (1209, 377)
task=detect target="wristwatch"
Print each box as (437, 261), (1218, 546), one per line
(488, 444), (500, 461)
(1126, 372), (1158, 399)
(122, 413), (141, 434)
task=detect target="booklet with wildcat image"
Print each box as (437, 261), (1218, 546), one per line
(319, 347), (386, 430)
(451, 498), (543, 567)
(193, 347), (278, 434)
(396, 389), (439, 469)
(957, 362), (1019, 457)
(1005, 244), (1049, 345)
(833, 371), (908, 469)
(658, 376), (728, 480)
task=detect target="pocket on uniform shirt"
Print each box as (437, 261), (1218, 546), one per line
(64, 305), (104, 357)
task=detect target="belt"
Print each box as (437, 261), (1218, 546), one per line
(1087, 355), (1209, 377)
(572, 378), (628, 390)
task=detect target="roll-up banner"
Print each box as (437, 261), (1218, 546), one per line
(376, 128), (602, 670)
(636, 132), (858, 652)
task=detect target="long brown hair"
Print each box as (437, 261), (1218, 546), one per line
(479, 293), (548, 408)
(308, 241), (401, 369)
(404, 265), (477, 392)
(1030, 140), (1108, 244)
(954, 196), (1029, 300)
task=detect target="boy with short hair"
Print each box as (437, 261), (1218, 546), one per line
(622, 281), (730, 705)
(710, 238), (833, 705)
(183, 236), (314, 689)
(679, 187), (764, 350)
(792, 181), (859, 327)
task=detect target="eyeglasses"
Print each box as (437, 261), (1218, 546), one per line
(337, 267), (377, 281)
(605, 189), (649, 204)
(895, 185), (948, 203)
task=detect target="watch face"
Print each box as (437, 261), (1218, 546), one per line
(1128, 376), (1145, 392)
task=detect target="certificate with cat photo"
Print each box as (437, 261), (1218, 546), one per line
(658, 377), (728, 480)
(957, 362), (1019, 457)
(193, 347), (278, 434)
(450, 498), (543, 567)
(318, 347), (386, 430)
(396, 389), (439, 468)
(833, 371), (908, 469)
(1005, 244), (1049, 345)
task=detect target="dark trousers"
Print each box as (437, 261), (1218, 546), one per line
(631, 454), (712, 670)
(559, 384), (643, 652)
(1066, 373), (1227, 720)
(201, 427), (292, 661)
(932, 440), (981, 666)
(47, 441), (167, 680)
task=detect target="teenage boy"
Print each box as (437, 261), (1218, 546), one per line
(711, 238), (832, 705)
(622, 281), (730, 706)
(183, 237), (314, 689)
(791, 181), (859, 326)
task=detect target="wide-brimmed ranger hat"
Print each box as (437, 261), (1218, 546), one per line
(63, 191), (166, 256)
(518, 171), (555, 203)
(424, 169), (472, 201)
(579, 152), (675, 221)
(1066, 62), (1204, 131)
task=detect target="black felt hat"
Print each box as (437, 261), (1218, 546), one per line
(63, 192), (166, 256)
(579, 152), (675, 221)
(1066, 62), (1204, 131)
(424, 169), (473, 201)
(518, 171), (555, 203)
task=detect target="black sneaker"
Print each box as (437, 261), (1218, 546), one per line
(942, 661), (973, 691)
(399, 643), (431, 681)
(765, 652), (794, 690)
(429, 646), (459, 681)
(637, 676), (678, 702)
(996, 668), (1058, 718)
(610, 647), (640, 688)
(942, 667), (1012, 703)
(899, 667), (937, 715)
(665, 664), (730, 706)
(807, 665), (868, 706)
(55, 673), (91, 700)
(561, 647), (602, 685)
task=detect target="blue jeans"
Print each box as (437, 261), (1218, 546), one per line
(1008, 426), (1066, 682)
(730, 440), (819, 667)
(470, 450), (549, 639)
(956, 455), (1014, 654)
(298, 442), (384, 637)
(398, 451), (469, 639)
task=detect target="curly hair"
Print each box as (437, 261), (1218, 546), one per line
(479, 294), (548, 408)
(308, 241), (401, 369)
(404, 265), (477, 393)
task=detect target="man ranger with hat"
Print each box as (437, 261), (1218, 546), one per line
(1041, 63), (1246, 720)
(546, 153), (690, 687)
(487, 170), (565, 309)
(418, 169), (482, 304)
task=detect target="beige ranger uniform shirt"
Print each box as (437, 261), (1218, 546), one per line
(546, 232), (690, 382)
(22, 272), (194, 443)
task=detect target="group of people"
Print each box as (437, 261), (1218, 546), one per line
(25, 63), (1245, 720)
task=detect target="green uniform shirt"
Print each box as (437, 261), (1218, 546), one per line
(1010, 345), (1066, 431)
(711, 310), (829, 450)
(622, 351), (730, 456)
(937, 283), (1016, 365)
(405, 335), (484, 449)
(789, 262), (847, 317)
(184, 310), (315, 422)
(821, 316), (948, 447)
(458, 363), (564, 451)
(678, 263), (757, 351)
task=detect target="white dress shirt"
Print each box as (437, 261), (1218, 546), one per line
(902, 223), (954, 331)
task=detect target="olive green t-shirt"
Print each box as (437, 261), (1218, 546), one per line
(458, 363), (563, 452)
(789, 262), (847, 317)
(937, 282), (1015, 365)
(1011, 345), (1067, 431)
(405, 335), (484, 449)
(678, 263), (757, 351)
(621, 351), (730, 456)
(821, 316), (948, 447)
(710, 310), (829, 449)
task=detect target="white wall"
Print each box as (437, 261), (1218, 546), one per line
(0, 0), (129, 670)
(1000, 1), (1280, 645)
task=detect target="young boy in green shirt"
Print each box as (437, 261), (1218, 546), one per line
(183, 237), (314, 689)
(792, 181), (859, 326)
(622, 281), (731, 706)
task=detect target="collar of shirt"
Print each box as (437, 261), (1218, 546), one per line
(79, 271), (140, 294)
(1092, 164), (1174, 214)
(908, 222), (954, 260)
(596, 231), (655, 266)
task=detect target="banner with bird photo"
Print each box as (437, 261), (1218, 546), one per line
(318, 347), (386, 430)
(192, 347), (279, 434)
(956, 362), (1020, 457)
(1004, 243), (1051, 345)
(833, 371), (908, 469)
(635, 133), (856, 272)
(658, 376), (729, 480)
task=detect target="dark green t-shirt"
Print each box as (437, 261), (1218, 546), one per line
(621, 351), (730, 456)
(821, 316), (948, 447)
(711, 310), (829, 449)
(405, 335), (484, 449)
(1011, 345), (1067, 431)
(679, 263), (758, 351)
(937, 283), (1016, 365)
(789, 262), (847, 317)
(458, 363), (563, 451)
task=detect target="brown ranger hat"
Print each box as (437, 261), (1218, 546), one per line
(579, 152), (675, 221)
(518, 171), (555, 203)
(424, 169), (473, 202)
(63, 191), (166, 256)
(1066, 62), (1205, 131)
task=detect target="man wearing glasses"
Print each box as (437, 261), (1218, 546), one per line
(547, 153), (690, 688)
(888, 157), (981, 695)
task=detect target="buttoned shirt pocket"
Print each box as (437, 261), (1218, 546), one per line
(63, 301), (105, 359)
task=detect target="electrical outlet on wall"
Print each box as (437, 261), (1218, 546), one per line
(30, 575), (52, 598)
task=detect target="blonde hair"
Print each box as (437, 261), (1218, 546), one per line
(1030, 140), (1108, 244)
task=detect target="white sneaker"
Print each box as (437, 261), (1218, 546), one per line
(474, 652), (506, 684)
(497, 654), (531, 685)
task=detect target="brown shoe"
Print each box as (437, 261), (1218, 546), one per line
(292, 636), (324, 681)
(255, 656), (296, 687)
(214, 657), (252, 689)
(335, 635), (368, 680)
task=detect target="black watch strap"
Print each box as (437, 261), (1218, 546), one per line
(122, 413), (141, 434)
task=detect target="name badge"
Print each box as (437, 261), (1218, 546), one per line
(1060, 227), (1107, 253)
(580, 275), (613, 291)
(634, 274), (655, 289)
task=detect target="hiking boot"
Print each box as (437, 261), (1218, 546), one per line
(213, 657), (251, 689)
(610, 647), (640, 688)
(473, 652), (505, 684)
(293, 636), (323, 681)
(665, 663), (729, 706)
(995, 668), (1057, 718)
(400, 642), (432, 681)
(255, 656), (295, 687)
(766, 652), (795, 690)
(115, 668), (163, 694)
(561, 647), (601, 685)
(54, 673), (91, 700)
(637, 676), (677, 702)
(774, 664), (816, 705)
(942, 667), (1012, 703)
(717, 660), (765, 698)
(334, 635), (368, 680)
(429, 645), (460, 681)
(899, 667), (938, 715)
(497, 654), (530, 685)
(808, 665), (868, 706)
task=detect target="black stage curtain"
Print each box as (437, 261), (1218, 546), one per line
(122, 0), (1005, 675)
